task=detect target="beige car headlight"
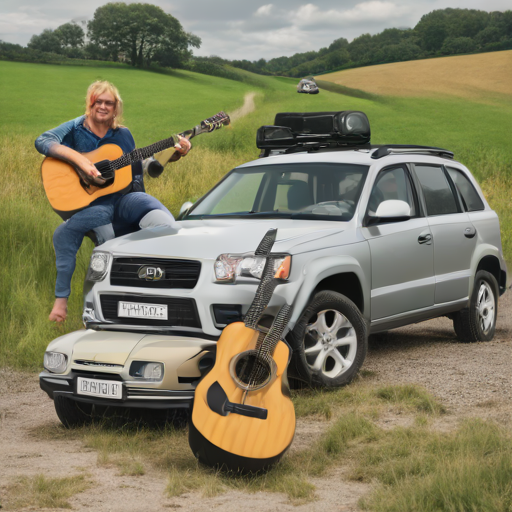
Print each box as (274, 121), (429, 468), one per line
(44, 352), (68, 373)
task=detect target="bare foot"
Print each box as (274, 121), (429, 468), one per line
(49, 298), (68, 322)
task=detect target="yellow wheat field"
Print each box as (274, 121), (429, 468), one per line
(320, 50), (512, 103)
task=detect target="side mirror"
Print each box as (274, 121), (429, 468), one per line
(375, 200), (411, 219)
(367, 200), (411, 225)
(179, 201), (194, 218)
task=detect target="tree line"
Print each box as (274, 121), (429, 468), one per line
(2, 6), (512, 79)
(24, 2), (200, 69)
(230, 8), (512, 77)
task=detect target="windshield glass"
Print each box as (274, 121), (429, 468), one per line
(185, 163), (369, 221)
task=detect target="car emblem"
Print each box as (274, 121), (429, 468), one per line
(138, 266), (165, 281)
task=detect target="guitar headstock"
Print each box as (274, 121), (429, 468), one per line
(199, 111), (230, 133)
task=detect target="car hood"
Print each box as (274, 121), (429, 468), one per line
(99, 219), (355, 259)
(70, 330), (146, 366)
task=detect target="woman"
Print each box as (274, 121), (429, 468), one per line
(35, 80), (190, 322)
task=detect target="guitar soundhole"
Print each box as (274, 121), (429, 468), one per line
(231, 351), (273, 390)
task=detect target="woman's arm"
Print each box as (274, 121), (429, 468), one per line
(35, 119), (100, 179)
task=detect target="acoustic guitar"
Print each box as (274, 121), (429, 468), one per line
(41, 112), (230, 220)
(189, 229), (296, 474)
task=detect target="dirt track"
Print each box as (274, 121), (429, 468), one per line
(1, 289), (510, 511)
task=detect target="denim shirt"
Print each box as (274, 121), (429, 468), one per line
(35, 115), (144, 193)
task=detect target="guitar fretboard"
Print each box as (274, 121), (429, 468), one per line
(110, 136), (176, 170)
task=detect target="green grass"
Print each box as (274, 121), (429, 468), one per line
(292, 379), (446, 420)
(356, 419), (512, 512)
(29, 383), (443, 504)
(3, 474), (90, 509)
(0, 59), (510, 371)
(27, 383), (512, 510)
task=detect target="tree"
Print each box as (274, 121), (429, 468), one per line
(54, 23), (84, 49)
(415, 11), (449, 52)
(27, 29), (61, 54)
(87, 2), (200, 68)
(440, 36), (476, 55)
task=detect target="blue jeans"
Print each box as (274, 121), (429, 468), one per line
(52, 192), (173, 298)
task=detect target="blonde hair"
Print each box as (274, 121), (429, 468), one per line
(85, 80), (124, 129)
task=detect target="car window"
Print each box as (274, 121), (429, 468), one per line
(186, 163), (369, 221)
(210, 172), (266, 214)
(367, 166), (417, 217)
(446, 167), (485, 212)
(414, 165), (459, 216)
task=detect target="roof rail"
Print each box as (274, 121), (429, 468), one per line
(259, 142), (372, 158)
(371, 145), (454, 160)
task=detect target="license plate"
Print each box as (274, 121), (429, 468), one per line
(118, 301), (168, 320)
(77, 377), (123, 400)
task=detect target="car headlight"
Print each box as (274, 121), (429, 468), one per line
(129, 361), (164, 381)
(214, 254), (291, 283)
(43, 352), (68, 373)
(86, 251), (111, 282)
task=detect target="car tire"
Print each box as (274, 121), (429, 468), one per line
(452, 270), (499, 342)
(287, 291), (368, 388)
(54, 396), (97, 428)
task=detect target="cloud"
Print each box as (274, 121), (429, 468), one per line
(255, 4), (274, 17)
(291, 2), (414, 29)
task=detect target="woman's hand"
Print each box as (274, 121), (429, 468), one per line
(174, 135), (192, 156)
(77, 156), (102, 178)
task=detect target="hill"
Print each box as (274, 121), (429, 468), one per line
(319, 50), (512, 103)
(0, 60), (510, 371)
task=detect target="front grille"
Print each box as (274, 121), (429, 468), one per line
(100, 294), (201, 328)
(110, 257), (201, 289)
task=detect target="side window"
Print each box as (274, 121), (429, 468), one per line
(446, 167), (485, 212)
(367, 166), (417, 217)
(414, 165), (459, 216)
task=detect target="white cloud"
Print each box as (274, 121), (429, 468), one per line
(255, 4), (274, 17)
(291, 2), (413, 29)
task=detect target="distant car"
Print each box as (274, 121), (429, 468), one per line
(297, 78), (319, 94)
(40, 110), (507, 427)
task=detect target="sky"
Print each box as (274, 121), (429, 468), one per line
(1, 0), (511, 61)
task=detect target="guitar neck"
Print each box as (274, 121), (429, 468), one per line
(256, 304), (292, 357)
(108, 111), (229, 172)
(110, 135), (177, 171)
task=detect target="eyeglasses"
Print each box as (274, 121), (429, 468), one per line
(94, 100), (116, 108)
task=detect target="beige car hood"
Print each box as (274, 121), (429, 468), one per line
(71, 330), (146, 366)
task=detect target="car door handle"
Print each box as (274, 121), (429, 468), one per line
(464, 227), (476, 239)
(418, 231), (432, 245)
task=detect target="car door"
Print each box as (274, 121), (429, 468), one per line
(412, 164), (478, 304)
(361, 165), (435, 321)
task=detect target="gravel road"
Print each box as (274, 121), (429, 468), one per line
(0, 289), (510, 511)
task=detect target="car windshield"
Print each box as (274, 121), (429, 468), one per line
(185, 163), (369, 221)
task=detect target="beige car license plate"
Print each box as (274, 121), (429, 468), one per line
(77, 377), (123, 399)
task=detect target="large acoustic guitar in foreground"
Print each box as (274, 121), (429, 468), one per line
(189, 229), (296, 474)
(41, 112), (229, 220)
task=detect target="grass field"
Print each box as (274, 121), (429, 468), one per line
(1, 55), (511, 512)
(319, 50), (512, 104)
(1, 58), (511, 369)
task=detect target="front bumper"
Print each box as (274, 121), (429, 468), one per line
(40, 371), (195, 410)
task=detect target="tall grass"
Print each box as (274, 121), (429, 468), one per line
(0, 60), (510, 370)
(357, 419), (512, 512)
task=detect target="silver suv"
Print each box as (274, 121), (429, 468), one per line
(40, 111), (507, 425)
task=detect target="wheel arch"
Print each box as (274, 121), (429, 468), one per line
(476, 255), (501, 286)
(313, 273), (364, 314)
(470, 244), (505, 296)
(290, 255), (370, 325)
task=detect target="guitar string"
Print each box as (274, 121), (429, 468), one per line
(104, 113), (229, 173)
